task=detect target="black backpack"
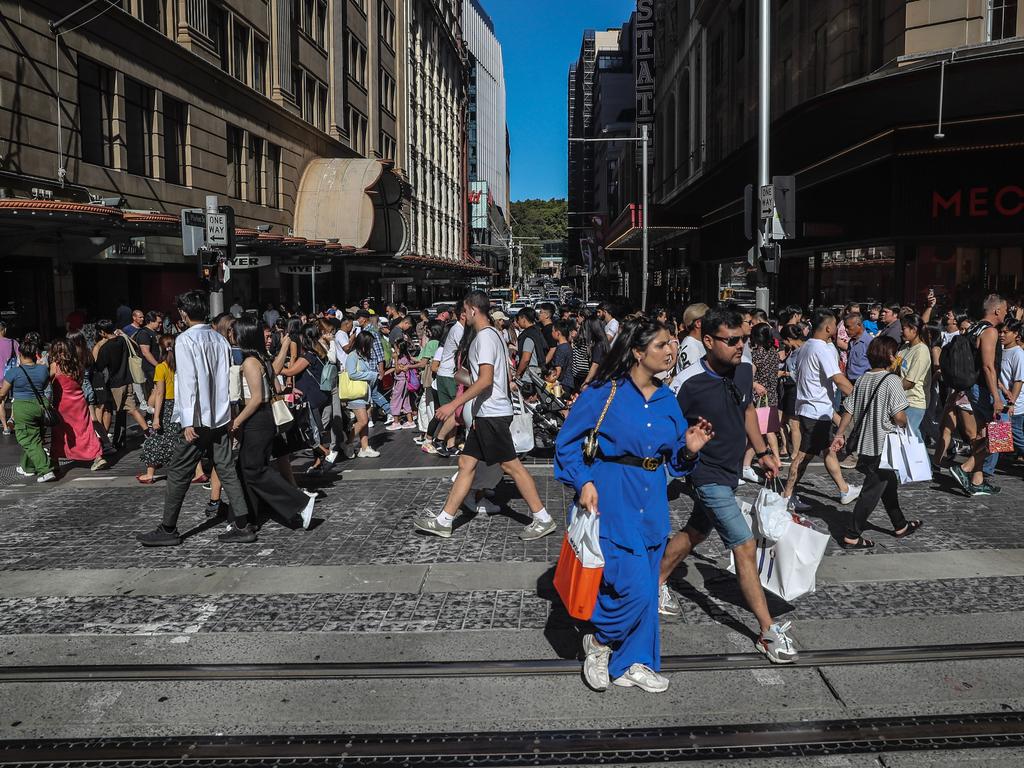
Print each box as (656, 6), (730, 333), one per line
(939, 322), (988, 391)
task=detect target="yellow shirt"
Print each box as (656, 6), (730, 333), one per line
(155, 361), (175, 400)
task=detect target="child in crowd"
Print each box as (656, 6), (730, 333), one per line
(386, 337), (417, 430)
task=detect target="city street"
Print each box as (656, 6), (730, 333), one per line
(2, 426), (1024, 765)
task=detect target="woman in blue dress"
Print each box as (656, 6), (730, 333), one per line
(555, 318), (713, 693)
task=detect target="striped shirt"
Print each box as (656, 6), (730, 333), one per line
(842, 370), (908, 457)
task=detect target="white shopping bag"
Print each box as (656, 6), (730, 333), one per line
(510, 391), (535, 455)
(880, 428), (932, 484)
(729, 505), (828, 602)
(753, 481), (791, 543)
(566, 504), (604, 568)
(417, 392), (435, 433)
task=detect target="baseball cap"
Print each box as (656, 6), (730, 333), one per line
(490, 310), (509, 322)
(683, 302), (709, 329)
(345, 306), (360, 315)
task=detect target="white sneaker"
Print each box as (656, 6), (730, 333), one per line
(357, 447), (381, 458)
(475, 497), (501, 516)
(839, 484), (862, 505)
(658, 583), (682, 617)
(36, 471), (57, 483)
(742, 465), (760, 483)
(368, 420), (375, 429)
(299, 491), (317, 530)
(582, 633), (611, 691)
(786, 494), (811, 512)
(755, 621), (799, 664)
(385, 423), (404, 431)
(401, 421), (416, 429)
(15, 467), (34, 477)
(383, 414), (395, 425)
(324, 451), (338, 464)
(612, 663), (669, 693)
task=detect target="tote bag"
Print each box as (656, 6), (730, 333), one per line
(880, 428), (932, 483)
(510, 390), (535, 454)
(553, 506), (604, 620)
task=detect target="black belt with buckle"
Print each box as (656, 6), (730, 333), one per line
(595, 446), (664, 471)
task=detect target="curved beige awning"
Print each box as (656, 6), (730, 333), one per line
(293, 158), (408, 255)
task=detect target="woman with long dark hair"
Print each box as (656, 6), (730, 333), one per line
(138, 335), (181, 483)
(49, 338), (107, 472)
(555, 318), (713, 693)
(578, 315), (611, 390)
(345, 330), (380, 457)
(280, 322), (332, 474)
(231, 317), (316, 529)
(744, 323), (782, 466)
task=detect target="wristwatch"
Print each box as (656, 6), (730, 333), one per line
(753, 448), (772, 459)
(682, 448), (699, 462)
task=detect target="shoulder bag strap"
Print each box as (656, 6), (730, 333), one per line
(484, 326), (513, 397)
(17, 365), (48, 408)
(850, 373), (890, 443)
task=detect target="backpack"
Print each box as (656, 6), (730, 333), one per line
(939, 322), (988, 392)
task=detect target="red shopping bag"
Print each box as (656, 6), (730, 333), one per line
(553, 507), (604, 620)
(988, 415), (1014, 454)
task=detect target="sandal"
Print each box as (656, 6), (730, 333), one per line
(136, 474), (156, 485)
(839, 537), (874, 550)
(895, 520), (923, 539)
(191, 474), (209, 484)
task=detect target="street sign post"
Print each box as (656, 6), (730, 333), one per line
(181, 208), (206, 256)
(759, 184), (775, 219)
(206, 212), (229, 246)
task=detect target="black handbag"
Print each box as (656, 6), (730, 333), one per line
(271, 399), (321, 457)
(18, 365), (59, 428)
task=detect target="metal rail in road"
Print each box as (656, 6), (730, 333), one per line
(2, 641), (1022, 683)
(1, 711), (1023, 766)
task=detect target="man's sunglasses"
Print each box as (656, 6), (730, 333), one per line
(710, 334), (745, 347)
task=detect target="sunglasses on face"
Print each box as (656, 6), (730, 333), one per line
(711, 334), (745, 347)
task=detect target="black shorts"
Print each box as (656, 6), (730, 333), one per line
(798, 416), (833, 455)
(463, 415), (518, 465)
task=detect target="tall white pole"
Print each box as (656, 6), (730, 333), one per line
(757, 0), (770, 192)
(641, 123), (649, 312)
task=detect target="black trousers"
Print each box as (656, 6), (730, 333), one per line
(846, 454), (909, 539)
(237, 405), (308, 524)
(162, 424), (249, 530)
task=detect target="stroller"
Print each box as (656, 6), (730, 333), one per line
(516, 369), (568, 448)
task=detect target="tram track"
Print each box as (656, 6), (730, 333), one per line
(0, 711), (1022, 766)
(2, 640), (1023, 683)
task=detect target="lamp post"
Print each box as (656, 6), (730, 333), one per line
(569, 126), (651, 310)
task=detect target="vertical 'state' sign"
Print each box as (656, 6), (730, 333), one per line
(635, 0), (656, 155)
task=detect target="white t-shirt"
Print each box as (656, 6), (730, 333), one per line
(1000, 345), (1024, 412)
(941, 330), (959, 347)
(470, 327), (512, 418)
(604, 317), (620, 340)
(741, 341), (753, 365)
(795, 338), (841, 420)
(438, 321), (465, 378)
(669, 336), (706, 393)
(334, 329), (351, 369)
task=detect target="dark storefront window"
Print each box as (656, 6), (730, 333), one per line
(78, 58), (114, 167)
(124, 77), (154, 177)
(912, 245), (1024, 311)
(163, 96), (186, 185)
(815, 246), (895, 307)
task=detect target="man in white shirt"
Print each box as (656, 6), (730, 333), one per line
(137, 290), (254, 546)
(424, 309), (465, 455)
(262, 303), (280, 329)
(669, 302), (708, 393)
(598, 303), (620, 341)
(782, 308), (859, 512)
(229, 298), (244, 318)
(415, 291), (556, 542)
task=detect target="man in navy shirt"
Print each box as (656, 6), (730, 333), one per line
(843, 313), (871, 384)
(659, 307), (798, 664)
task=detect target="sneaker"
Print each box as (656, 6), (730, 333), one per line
(839, 485), (862, 505)
(36, 471), (57, 483)
(137, 526), (181, 547)
(437, 445), (461, 458)
(737, 476), (746, 486)
(323, 450), (338, 465)
(357, 447), (380, 458)
(385, 422), (404, 431)
(2, 428), (10, 436)
(658, 583), (682, 617)
(401, 421), (416, 429)
(741, 466), (759, 483)
(476, 497), (501, 516)
(201, 482), (212, 491)
(756, 621), (799, 664)
(91, 457), (108, 471)
(840, 453), (859, 469)
(204, 500), (223, 518)
(949, 464), (970, 493)
(786, 494), (811, 512)
(344, 444), (358, 460)
(612, 663), (670, 693)
(968, 482), (1001, 497)
(414, 514), (453, 538)
(421, 442), (439, 455)
(413, 435), (429, 445)
(383, 414), (395, 426)
(15, 467), (34, 477)
(299, 491), (317, 530)
(519, 518), (557, 541)
(368, 419), (375, 429)
(582, 634), (611, 692)
(218, 523), (258, 543)
(305, 464), (324, 477)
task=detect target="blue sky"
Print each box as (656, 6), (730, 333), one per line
(485, 0), (636, 202)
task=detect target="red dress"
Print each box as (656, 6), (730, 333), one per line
(51, 373), (101, 461)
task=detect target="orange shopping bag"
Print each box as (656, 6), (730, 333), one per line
(553, 506), (604, 620)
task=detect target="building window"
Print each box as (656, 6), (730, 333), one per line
(78, 58), (114, 167)
(233, 22), (250, 84)
(207, 3), (229, 72)
(346, 106), (367, 154)
(813, 24), (828, 95)
(163, 96), (186, 185)
(124, 77), (154, 176)
(141, 0), (162, 32)
(253, 39), (268, 95)
(247, 135), (264, 204)
(380, 69), (396, 114)
(347, 32), (367, 87)
(267, 144), (280, 208)
(379, 0), (396, 48)
(353, 0), (367, 15)
(226, 124), (243, 199)
(293, 67), (302, 107)
(302, 0), (314, 34)
(304, 74), (315, 123)
(990, 0), (1018, 39)
(316, 0), (327, 46)
(380, 130), (396, 160)
(316, 82), (328, 130)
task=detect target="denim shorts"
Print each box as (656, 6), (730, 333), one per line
(685, 483), (754, 550)
(967, 384), (995, 425)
